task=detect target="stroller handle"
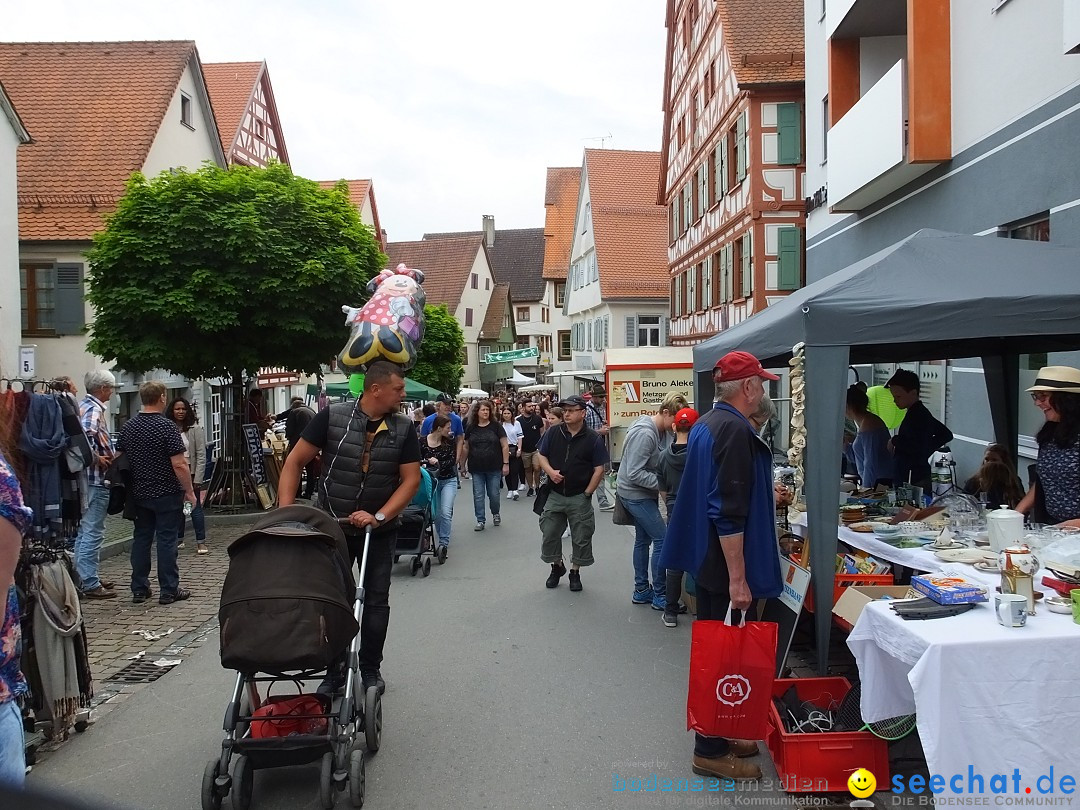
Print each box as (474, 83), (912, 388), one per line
(336, 517), (374, 535)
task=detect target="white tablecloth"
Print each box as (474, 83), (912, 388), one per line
(848, 600), (1080, 782)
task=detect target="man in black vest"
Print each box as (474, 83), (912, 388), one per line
(279, 361), (421, 694)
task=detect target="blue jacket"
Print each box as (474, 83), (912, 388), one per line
(659, 402), (781, 598)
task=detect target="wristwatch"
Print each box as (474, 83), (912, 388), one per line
(374, 512), (386, 524)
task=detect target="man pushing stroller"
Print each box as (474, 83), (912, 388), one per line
(279, 361), (422, 695)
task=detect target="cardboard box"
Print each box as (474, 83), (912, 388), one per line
(911, 574), (988, 605)
(833, 585), (914, 627)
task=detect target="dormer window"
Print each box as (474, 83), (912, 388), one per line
(180, 93), (193, 129)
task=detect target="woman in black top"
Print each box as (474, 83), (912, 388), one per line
(1017, 367), (1080, 526)
(463, 400), (508, 531)
(424, 415), (459, 551)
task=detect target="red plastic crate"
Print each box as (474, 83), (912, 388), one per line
(804, 573), (894, 613)
(765, 677), (890, 793)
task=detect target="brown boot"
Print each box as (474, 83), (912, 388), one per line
(692, 754), (762, 780)
(727, 739), (760, 758)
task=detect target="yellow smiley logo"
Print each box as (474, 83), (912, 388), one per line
(848, 768), (877, 798)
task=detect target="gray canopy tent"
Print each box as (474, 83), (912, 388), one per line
(691, 229), (1080, 672)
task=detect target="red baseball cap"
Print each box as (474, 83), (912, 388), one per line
(713, 351), (780, 382)
(674, 407), (699, 429)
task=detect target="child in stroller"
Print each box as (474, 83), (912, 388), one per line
(393, 466), (443, 574)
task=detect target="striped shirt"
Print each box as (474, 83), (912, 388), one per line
(79, 393), (114, 488)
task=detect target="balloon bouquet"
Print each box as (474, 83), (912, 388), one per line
(338, 263), (427, 386)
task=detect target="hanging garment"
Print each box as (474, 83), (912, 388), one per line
(30, 559), (86, 734)
(18, 394), (66, 540)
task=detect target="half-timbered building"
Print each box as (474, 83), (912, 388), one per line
(203, 61), (289, 167)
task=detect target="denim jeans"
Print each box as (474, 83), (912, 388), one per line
(622, 497), (667, 597)
(0, 700), (24, 788)
(345, 528), (396, 673)
(130, 493), (183, 596)
(470, 470), (501, 523)
(73, 484), (111, 591)
(178, 489), (206, 543)
(433, 477), (458, 547)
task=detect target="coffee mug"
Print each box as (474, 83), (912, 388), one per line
(1071, 589), (1080, 625)
(995, 593), (1028, 628)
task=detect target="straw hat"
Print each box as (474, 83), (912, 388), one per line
(1026, 366), (1080, 394)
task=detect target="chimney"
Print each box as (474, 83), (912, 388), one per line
(482, 214), (495, 248)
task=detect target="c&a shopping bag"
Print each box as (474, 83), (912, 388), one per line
(687, 608), (777, 740)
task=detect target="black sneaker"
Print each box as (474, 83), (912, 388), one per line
(316, 671), (346, 698)
(159, 588), (192, 605)
(527, 488), (535, 497)
(361, 669), (386, 695)
(132, 590), (153, 603)
(662, 609), (678, 628)
(568, 570), (582, 592)
(545, 561), (567, 588)
(493, 514), (501, 526)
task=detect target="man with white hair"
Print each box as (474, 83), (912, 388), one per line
(74, 370), (118, 598)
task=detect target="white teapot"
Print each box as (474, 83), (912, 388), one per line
(987, 505), (1024, 553)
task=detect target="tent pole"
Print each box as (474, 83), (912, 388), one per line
(803, 345), (850, 676)
(982, 354), (1020, 465)
(695, 369), (713, 413)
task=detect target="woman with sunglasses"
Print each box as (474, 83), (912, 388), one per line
(1017, 366), (1080, 527)
(168, 397), (209, 554)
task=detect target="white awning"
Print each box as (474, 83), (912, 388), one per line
(507, 369), (535, 385)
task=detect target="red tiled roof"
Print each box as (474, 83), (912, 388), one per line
(202, 61), (263, 157)
(384, 236), (484, 315)
(717, 0), (805, 85)
(318, 180), (385, 250)
(542, 167), (580, 281)
(479, 283), (511, 340)
(583, 150), (669, 300)
(0, 40), (204, 242)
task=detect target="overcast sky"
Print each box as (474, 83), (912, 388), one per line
(7, 0), (667, 242)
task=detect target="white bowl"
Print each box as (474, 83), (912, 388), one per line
(873, 524), (901, 537)
(1046, 597), (1073, 614)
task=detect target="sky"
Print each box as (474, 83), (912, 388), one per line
(6, 0), (668, 242)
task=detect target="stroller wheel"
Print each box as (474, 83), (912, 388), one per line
(201, 759), (224, 810)
(319, 752), (337, 809)
(410, 556), (420, 576)
(364, 687), (382, 754)
(348, 749), (366, 808)
(422, 558), (431, 577)
(231, 755), (253, 810)
(437, 546), (447, 565)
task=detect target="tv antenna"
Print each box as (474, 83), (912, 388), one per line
(583, 133), (614, 149)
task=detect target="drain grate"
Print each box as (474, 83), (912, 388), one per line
(106, 659), (180, 684)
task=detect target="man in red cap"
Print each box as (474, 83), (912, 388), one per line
(659, 350), (783, 781)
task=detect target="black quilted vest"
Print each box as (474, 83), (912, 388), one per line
(317, 402), (411, 534)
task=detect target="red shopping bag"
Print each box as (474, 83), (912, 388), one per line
(687, 609), (777, 739)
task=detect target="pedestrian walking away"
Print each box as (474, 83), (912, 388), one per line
(537, 395), (608, 592)
(117, 381), (198, 605)
(660, 351), (783, 781)
(275, 396), (318, 499)
(72, 370), (118, 599)
(617, 394), (687, 610)
(278, 361), (422, 697)
(657, 406), (699, 627)
(500, 406), (524, 500)
(168, 397), (210, 555)
(422, 414), (460, 553)
(584, 385), (614, 511)
(517, 401), (544, 496)
(462, 400), (508, 530)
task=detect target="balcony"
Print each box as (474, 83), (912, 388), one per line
(826, 0), (906, 41)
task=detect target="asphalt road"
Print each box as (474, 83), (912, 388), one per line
(27, 482), (796, 810)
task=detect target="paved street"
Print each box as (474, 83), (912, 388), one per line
(26, 483), (802, 810)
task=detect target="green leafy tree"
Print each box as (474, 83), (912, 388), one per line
(86, 164), (384, 379)
(411, 304), (464, 394)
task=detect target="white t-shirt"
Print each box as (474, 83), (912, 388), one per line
(500, 420), (524, 448)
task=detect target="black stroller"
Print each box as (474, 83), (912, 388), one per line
(392, 467), (442, 575)
(203, 505), (382, 810)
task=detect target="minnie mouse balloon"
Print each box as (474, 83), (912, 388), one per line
(339, 263), (427, 372)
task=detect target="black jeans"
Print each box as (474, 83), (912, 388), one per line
(693, 585), (758, 758)
(345, 528), (396, 673)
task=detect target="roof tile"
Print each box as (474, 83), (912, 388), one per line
(542, 167), (580, 281)
(716, 0), (805, 86)
(424, 227), (545, 303)
(202, 61), (263, 157)
(384, 236), (484, 315)
(479, 283), (511, 340)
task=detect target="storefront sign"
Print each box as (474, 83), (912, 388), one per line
(242, 423), (269, 486)
(257, 366), (301, 387)
(608, 370), (694, 428)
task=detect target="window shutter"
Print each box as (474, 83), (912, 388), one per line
(625, 315), (637, 348)
(604, 315), (609, 348)
(683, 184), (692, 232)
(698, 165), (708, 216)
(719, 135), (729, 196)
(702, 255), (712, 308)
(725, 243), (734, 302)
(777, 103), (802, 165)
(587, 319), (592, 351)
(741, 231), (753, 297)
(54, 263), (86, 335)
(670, 202), (679, 241)
(674, 274), (682, 317)
(661, 317), (669, 346)
(778, 227), (802, 290)
(736, 112), (747, 181)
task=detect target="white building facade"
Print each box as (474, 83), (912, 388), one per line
(0, 86), (30, 377)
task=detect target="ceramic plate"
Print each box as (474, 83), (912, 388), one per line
(973, 560), (1000, 573)
(935, 548), (995, 563)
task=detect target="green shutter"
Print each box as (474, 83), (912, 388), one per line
(722, 245), (732, 302)
(683, 184), (692, 231)
(778, 227), (802, 290)
(777, 103), (802, 165)
(674, 275), (682, 317)
(54, 263), (86, 335)
(741, 231), (753, 297)
(735, 112), (747, 181)
(702, 255), (712, 308)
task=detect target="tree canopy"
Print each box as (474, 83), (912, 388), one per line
(410, 304), (464, 395)
(86, 164), (385, 380)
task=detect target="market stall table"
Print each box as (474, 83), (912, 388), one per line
(847, 599), (1080, 788)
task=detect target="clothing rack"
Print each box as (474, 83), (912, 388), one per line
(0, 378), (71, 393)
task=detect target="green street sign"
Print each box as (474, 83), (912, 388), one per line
(483, 347), (539, 364)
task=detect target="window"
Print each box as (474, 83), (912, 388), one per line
(777, 103), (802, 165)
(517, 307), (530, 322)
(735, 111), (748, 182)
(696, 165), (708, 219)
(485, 278), (491, 290)
(682, 183), (692, 233)
(719, 244), (733, 303)
(777, 227), (802, 290)
(556, 282), (565, 308)
(20, 262), (85, 335)
(714, 136), (729, 199)
(589, 252), (598, 282)
(670, 200), (681, 242)
(465, 308), (473, 327)
(637, 315), (662, 347)
(702, 255), (713, 308)
(587, 318), (593, 351)
(690, 89), (699, 145)
(503, 313), (511, 329)
(687, 263), (698, 314)
(180, 93), (193, 128)
(740, 230), (754, 298)
(674, 274), (683, 317)
(542, 306), (549, 323)
(462, 346), (468, 365)
(517, 337), (530, 350)
(1007, 214), (1050, 241)
(471, 273), (478, 289)
(583, 202), (592, 234)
